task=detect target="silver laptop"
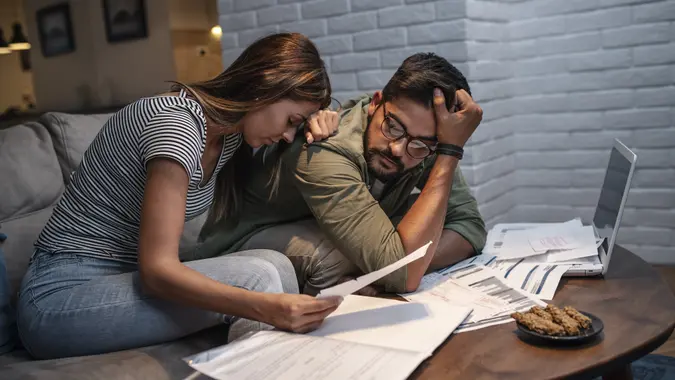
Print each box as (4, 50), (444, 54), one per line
(564, 139), (637, 277)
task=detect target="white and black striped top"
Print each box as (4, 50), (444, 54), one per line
(35, 90), (242, 263)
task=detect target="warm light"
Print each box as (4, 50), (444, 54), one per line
(211, 25), (222, 38)
(9, 42), (30, 50)
(9, 23), (30, 51)
(0, 47), (11, 55)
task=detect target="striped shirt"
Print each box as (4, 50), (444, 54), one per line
(35, 90), (242, 262)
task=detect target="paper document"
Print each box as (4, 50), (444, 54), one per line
(186, 330), (426, 380)
(490, 260), (570, 300)
(529, 235), (580, 253)
(317, 241), (431, 298)
(308, 295), (472, 356)
(528, 239), (602, 263)
(483, 221), (575, 255)
(185, 294), (471, 380)
(485, 219), (601, 262)
(401, 263), (546, 333)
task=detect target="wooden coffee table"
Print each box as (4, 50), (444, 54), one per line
(410, 245), (675, 380)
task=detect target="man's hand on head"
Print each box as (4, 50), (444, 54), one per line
(434, 89), (483, 148)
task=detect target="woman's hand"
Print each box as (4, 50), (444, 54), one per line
(258, 293), (342, 333)
(304, 109), (339, 144)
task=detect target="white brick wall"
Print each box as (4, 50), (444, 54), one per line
(502, 0), (675, 264)
(218, 0), (675, 264)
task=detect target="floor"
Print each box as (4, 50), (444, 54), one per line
(653, 266), (675, 357)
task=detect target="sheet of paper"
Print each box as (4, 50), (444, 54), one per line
(403, 263), (546, 333)
(491, 261), (570, 300)
(185, 330), (426, 380)
(484, 219), (583, 257)
(307, 295), (472, 356)
(541, 246), (598, 262)
(402, 277), (511, 327)
(529, 235), (580, 253)
(528, 223), (596, 254)
(317, 241), (431, 298)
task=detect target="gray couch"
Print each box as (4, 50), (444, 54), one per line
(0, 113), (221, 379)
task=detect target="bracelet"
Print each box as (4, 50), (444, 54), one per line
(435, 143), (464, 160)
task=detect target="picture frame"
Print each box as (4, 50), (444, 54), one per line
(102, 0), (148, 43)
(36, 3), (75, 57)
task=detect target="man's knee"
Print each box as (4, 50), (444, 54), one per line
(241, 221), (359, 294)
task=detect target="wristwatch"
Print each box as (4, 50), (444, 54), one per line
(435, 143), (464, 160)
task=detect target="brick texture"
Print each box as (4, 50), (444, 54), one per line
(496, 0), (675, 264)
(217, 0), (675, 264)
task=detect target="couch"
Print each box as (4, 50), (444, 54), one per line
(0, 112), (222, 379)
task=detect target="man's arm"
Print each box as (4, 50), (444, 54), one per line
(387, 89), (484, 291)
(413, 160), (487, 272)
(285, 145), (410, 293)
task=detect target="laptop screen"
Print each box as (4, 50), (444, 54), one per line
(592, 146), (633, 251)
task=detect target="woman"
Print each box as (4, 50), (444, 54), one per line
(16, 32), (342, 360)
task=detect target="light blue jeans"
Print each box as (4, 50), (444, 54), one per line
(16, 249), (298, 359)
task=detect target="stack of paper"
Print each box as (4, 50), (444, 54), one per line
(484, 219), (599, 261)
(184, 295), (472, 380)
(401, 263), (547, 333)
(474, 218), (604, 300)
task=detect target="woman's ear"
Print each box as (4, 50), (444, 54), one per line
(368, 91), (383, 117)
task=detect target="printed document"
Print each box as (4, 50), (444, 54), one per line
(489, 260), (570, 300)
(185, 330), (426, 380)
(401, 263), (546, 333)
(307, 295), (471, 356)
(185, 295), (472, 380)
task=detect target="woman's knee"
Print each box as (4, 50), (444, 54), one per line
(228, 249), (298, 294)
(239, 255), (286, 294)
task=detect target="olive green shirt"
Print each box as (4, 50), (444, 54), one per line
(198, 94), (487, 292)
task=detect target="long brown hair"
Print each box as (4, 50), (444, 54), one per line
(172, 32), (332, 232)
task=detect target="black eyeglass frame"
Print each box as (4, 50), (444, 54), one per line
(378, 102), (438, 159)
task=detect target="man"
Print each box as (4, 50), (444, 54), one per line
(198, 53), (486, 295)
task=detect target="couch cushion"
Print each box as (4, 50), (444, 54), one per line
(0, 325), (229, 379)
(0, 122), (64, 221)
(0, 207), (54, 299)
(40, 112), (113, 184)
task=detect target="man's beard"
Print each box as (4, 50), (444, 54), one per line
(363, 116), (405, 182)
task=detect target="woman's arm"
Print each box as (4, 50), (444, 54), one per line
(137, 157), (340, 333)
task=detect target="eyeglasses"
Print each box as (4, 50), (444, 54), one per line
(380, 103), (437, 159)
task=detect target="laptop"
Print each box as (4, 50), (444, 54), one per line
(563, 138), (637, 277)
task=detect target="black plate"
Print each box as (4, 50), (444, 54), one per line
(515, 311), (604, 344)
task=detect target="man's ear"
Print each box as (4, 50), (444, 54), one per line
(368, 91), (383, 117)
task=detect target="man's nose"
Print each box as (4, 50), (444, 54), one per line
(389, 138), (407, 157)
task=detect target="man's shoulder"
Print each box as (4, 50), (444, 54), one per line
(287, 94), (372, 163)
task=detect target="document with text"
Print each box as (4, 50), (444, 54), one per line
(185, 295), (472, 380)
(401, 263), (546, 333)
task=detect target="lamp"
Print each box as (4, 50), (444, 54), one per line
(9, 22), (30, 51)
(0, 28), (10, 55)
(211, 25), (222, 39)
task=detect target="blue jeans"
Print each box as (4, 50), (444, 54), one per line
(16, 249), (298, 359)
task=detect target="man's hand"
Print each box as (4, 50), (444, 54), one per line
(434, 89), (483, 148)
(304, 109), (339, 144)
